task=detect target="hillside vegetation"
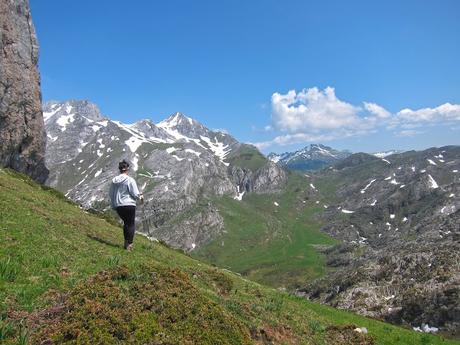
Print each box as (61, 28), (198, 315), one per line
(195, 173), (336, 289)
(0, 168), (458, 344)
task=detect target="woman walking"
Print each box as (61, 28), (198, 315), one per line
(109, 160), (143, 251)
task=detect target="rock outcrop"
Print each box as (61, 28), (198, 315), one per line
(230, 162), (287, 194)
(0, 0), (48, 182)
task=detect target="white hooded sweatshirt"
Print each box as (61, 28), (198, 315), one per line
(109, 174), (141, 209)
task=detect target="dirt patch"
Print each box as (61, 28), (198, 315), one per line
(251, 325), (299, 344)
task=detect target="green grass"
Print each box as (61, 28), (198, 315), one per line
(193, 173), (340, 289)
(0, 257), (20, 282)
(0, 168), (458, 344)
(226, 144), (268, 172)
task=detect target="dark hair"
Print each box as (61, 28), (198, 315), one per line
(119, 160), (130, 173)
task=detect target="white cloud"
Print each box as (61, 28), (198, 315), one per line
(395, 129), (423, 137)
(271, 87), (362, 132)
(364, 102), (391, 118)
(255, 86), (460, 151)
(396, 103), (460, 123)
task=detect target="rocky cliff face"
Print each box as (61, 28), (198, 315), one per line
(44, 100), (287, 251)
(0, 0), (48, 183)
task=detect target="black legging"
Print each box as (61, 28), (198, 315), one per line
(116, 206), (136, 245)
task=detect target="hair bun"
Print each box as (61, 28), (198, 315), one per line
(118, 160), (130, 172)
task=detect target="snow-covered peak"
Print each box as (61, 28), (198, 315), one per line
(156, 112), (213, 142)
(44, 102), (241, 169)
(268, 144), (351, 170)
(309, 144), (338, 158)
(157, 112), (195, 129)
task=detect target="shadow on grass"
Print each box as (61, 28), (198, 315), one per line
(87, 234), (122, 249)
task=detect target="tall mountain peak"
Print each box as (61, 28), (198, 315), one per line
(158, 112), (195, 128)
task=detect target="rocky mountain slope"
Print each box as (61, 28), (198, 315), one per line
(0, 0), (48, 183)
(297, 147), (460, 337)
(44, 100), (286, 251)
(268, 144), (351, 171)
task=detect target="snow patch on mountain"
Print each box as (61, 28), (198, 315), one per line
(373, 150), (400, 158)
(185, 149), (201, 157)
(47, 134), (58, 142)
(200, 136), (230, 165)
(125, 136), (146, 153)
(56, 113), (75, 131)
(361, 179), (376, 194)
(43, 105), (62, 122)
(427, 174), (439, 189)
(234, 186), (245, 201)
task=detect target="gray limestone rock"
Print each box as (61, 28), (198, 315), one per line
(0, 0), (48, 182)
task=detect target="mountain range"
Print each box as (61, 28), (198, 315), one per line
(43, 99), (460, 338)
(44, 100), (286, 251)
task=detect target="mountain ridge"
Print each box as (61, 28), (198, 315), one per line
(44, 99), (287, 252)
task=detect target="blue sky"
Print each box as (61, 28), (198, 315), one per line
(31, 0), (460, 154)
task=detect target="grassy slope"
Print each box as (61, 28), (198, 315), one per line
(226, 144), (268, 172)
(0, 168), (458, 344)
(194, 173), (337, 289)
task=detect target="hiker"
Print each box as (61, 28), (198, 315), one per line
(109, 160), (143, 251)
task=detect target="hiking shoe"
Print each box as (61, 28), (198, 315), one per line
(126, 243), (134, 252)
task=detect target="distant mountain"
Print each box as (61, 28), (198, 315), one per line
(268, 144), (351, 171)
(44, 100), (286, 251)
